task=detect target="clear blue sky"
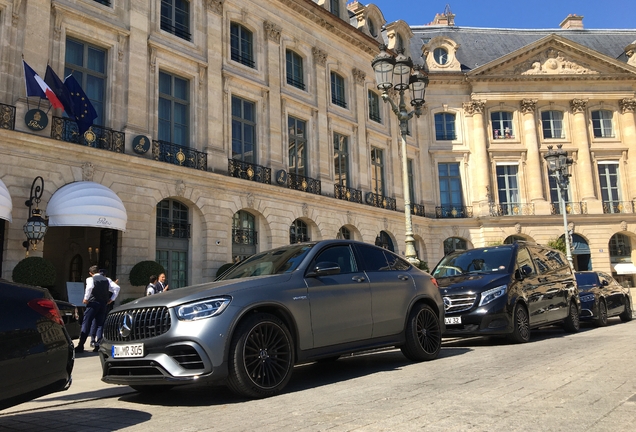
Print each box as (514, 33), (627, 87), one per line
(368, 1), (635, 29)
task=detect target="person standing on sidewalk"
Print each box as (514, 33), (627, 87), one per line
(155, 273), (169, 293)
(75, 265), (120, 353)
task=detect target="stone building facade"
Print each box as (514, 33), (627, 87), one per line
(0, 1), (635, 301)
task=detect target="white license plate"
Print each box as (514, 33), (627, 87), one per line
(445, 316), (462, 325)
(112, 343), (144, 358)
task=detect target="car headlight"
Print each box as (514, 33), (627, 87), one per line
(580, 294), (595, 303)
(176, 297), (231, 321)
(479, 285), (507, 306)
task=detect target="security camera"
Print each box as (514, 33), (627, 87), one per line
(215, 240), (221, 245)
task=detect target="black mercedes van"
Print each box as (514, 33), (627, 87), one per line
(432, 242), (580, 343)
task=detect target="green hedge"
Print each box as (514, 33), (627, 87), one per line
(12, 256), (57, 288)
(129, 261), (165, 287)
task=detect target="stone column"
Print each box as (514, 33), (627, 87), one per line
(264, 21), (282, 171)
(620, 98), (636, 199)
(570, 99), (598, 204)
(520, 99), (550, 214)
(463, 100), (490, 216)
(312, 47), (331, 183)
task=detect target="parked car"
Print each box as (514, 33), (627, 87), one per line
(574, 271), (633, 326)
(432, 242), (580, 343)
(0, 280), (74, 410)
(100, 240), (444, 398)
(54, 299), (81, 340)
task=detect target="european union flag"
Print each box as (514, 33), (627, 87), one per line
(64, 74), (98, 136)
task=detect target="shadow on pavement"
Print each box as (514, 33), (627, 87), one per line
(0, 407), (151, 431)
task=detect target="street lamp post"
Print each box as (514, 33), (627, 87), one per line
(371, 45), (428, 266)
(544, 145), (574, 268)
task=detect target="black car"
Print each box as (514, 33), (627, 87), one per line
(0, 280), (74, 410)
(55, 299), (81, 340)
(432, 242), (580, 343)
(575, 271), (633, 326)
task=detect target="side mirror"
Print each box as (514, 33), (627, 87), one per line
(515, 264), (533, 280)
(306, 261), (341, 278)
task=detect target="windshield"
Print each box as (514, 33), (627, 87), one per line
(433, 247), (514, 278)
(218, 244), (314, 280)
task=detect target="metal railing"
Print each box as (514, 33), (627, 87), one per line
(550, 201), (588, 215)
(0, 103), (16, 130)
(435, 205), (473, 218)
(288, 172), (321, 195)
(228, 159), (271, 184)
(365, 192), (397, 211)
(489, 202), (535, 216)
(411, 203), (426, 217)
(51, 117), (125, 153)
(232, 228), (258, 245)
(152, 140), (207, 171)
(334, 185), (362, 203)
(603, 201), (635, 214)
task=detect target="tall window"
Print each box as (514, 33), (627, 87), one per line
(371, 147), (385, 195)
(592, 110), (614, 138)
(439, 163), (463, 208)
(407, 159), (415, 204)
(158, 71), (189, 146)
(286, 50), (304, 90)
(548, 173), (571, 204)
(230, 23), (254, 68)
(368, 90), (381, 123)
(368, 18), (377, 37)
(65, 38), (106, 126)
(334, 133), (349, 187)
(290, 219), (309, 243)
(329, 0), (340, 18)
(541, 110), (564, 139)
(331, 72), (346, 108)
(598, 162), (621, 212)
(288, 116), (307, 176)
(496, 165), (519, 214)
(156, 199), (189, 288)
(434, 113), (456, 140)
(161, 0), (190, 40)
(232, 211), (257, 262)
(231, 96), (256, 162)
(396, 34), (404, 51)
(444, 237), (467, 255)
(491, 111), (514, 139)
(609, 233), (632, 263)
(337, 226), (351, 239)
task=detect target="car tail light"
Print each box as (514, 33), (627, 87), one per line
(28, 298), (65, 326)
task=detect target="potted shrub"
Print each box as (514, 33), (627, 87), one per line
(12, 256), (57, 288)
(129, 260), (165, 287)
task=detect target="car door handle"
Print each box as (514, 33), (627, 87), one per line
(352, 276), (365, 282)
(398, 275), (409, 281)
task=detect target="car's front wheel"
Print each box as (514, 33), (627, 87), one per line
(619, 297), (633, 322)
(508, 303), (530, 343)
(595, 299), (608, 327)
(400, 304), (441, 362)
(227, 313), (294, 398)
(563, 300), (580, 333)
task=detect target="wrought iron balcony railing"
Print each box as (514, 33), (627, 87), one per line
(0, 103), (16, 130)
(288, 172), (321, 195)
(603, 201), (635, 214)
(550, 201), (588, 215)
(51, 117), (125, 153)
(489, 202), (535, 216)
(286, 77), (305, 90)
(365, 192), (397, 211)
(228, 159), (271, 184)
(232, 228), (258, 245)
(334, 185), (362, 203)
(435, 205), (473, 219)
(411, 203), (426, 217)
(152, 140), (207, 171)
(156, 221), (191, 239)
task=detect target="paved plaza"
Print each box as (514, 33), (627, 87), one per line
(1, 319), (635, 431)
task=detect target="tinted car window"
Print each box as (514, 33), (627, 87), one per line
(516, 247), (537, 276)
(357, 244), (391, 271)
(221, 244), (314, 279)
(533, 247), (568, 274)
(386, 253), (411, 270)
(575, 272), (599, 287)
(433, 247), (513, 277)
(314, 245), (357, 274)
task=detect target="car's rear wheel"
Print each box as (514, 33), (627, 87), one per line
(400, 304), (441, 362)
(619, 297), (633, 322)
(227, 313), (294, 398)
(595, 299), (608, 327)
(508, 303), (530, 343)
(563, 300), (580, 333)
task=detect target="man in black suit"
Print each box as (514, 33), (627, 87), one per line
(156, 272), (169, 293)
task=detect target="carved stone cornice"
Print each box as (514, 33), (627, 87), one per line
(619, 98), (636, 114)
(520, 99), (538, 114)
(312, 47), (327, 66)
(352, 68), (366, 85)
(570, 99), (588, 113)
(463, 100), (486, 116)
(206, 0), (224, 15)
(264, 21), (281, 43)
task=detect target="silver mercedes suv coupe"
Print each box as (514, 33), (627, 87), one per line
(100, 240), (444, 398)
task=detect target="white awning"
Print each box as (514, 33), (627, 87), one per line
(612, 263), (636, 275)
(0, 179), (12, 222)
(46, 181), (127, 231)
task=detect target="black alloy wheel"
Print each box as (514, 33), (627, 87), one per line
(508, 303), (530, 343)
(401, 303), (442, 361)
(619, 296), (633, 322)
(595, 299), (608, 327)
(227, 313), (294, 398)
(563, 300), (581, 333)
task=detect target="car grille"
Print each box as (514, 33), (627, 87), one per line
(168, 345), (205, 370)
(103, 360), (165, 377)
(443, 294), (477, 313)
(104, 307), (171, 342)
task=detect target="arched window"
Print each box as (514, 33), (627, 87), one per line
(444, 237), (467, 255)
(230, 22), (254, 68)
(368, 18), (377, 37)
(541, 110), (564, 139)
(286, 50), (304, 90)
(434, 112), (456, 140)
(592, 110), (614, 138)
(290, 219), (310, 244)
(609, 233), (632, 263)
(396, 34), (404, 50)
(375, 231), (394, 252)
(337, 226), (351, 239)
(233, 211), (257, 262)
(156, 199), (189, 288)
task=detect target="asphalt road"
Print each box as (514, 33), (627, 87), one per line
(1, 319), (635, 431)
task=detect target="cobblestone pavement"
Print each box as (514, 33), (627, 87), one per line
(1, 319), (635, 432)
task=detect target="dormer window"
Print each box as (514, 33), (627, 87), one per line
(330, 0), (340, 18)
(396, 34), (404, 50)
(368, 18), (377, 37)
(433, 47), (448, 65)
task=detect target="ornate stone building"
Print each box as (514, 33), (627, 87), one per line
(0, 1), (635, 301)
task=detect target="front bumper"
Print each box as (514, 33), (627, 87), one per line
(443, 297), (513, 336)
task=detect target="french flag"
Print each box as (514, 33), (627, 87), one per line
(23, 60), (64, 110)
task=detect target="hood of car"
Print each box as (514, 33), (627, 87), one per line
(114, 273), (295, 310)
(437, 272), (511, 294)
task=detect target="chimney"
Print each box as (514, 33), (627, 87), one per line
(560, 14), (584, 30)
